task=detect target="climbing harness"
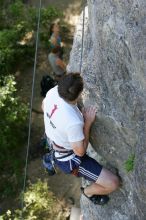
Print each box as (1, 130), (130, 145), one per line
(42, 137), (75, 174)
(21, 0), (42, 217)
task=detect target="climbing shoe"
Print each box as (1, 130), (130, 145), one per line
(81, 187), (109, 205)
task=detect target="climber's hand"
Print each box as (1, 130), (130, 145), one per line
(82, 106), (96, 126)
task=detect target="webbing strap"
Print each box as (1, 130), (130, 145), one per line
(53, 141), (65, 149)
(55, 151), (74, 159)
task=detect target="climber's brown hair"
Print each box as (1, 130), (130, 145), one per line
(58, 73), (83, 102)
(50, 23), (55, 36)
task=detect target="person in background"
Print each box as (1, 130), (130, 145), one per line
(49, 23), (64, 59)
(48, 46), (66, 81)
(42, 73), (120, 205)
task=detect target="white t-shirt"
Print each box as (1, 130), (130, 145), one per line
(43, 86), (85, 150)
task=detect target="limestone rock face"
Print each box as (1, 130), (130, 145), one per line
(67, 1), (146, 219)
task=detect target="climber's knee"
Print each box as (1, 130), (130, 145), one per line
(109, 175), (120, 192)
(96, 168), (120, 192)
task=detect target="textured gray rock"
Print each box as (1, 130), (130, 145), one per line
(67, 1), (146, 220)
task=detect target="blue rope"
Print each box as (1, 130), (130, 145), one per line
(21, 0), (42, 217)
(80, 6), (85, 73)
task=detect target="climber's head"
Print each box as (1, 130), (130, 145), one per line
(58, 73), (83, 102)
(50, 23), (60, 36)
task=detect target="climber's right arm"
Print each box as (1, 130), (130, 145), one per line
(56, 58), (66, 70)
(70, 106), (96, 157)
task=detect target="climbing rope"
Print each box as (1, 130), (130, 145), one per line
(80, 4), (85, 73)
(21, 0), (42, 217)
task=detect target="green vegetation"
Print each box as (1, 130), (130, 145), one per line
(0, 180), (68, 220)
(0, 75), (28, 197)
(0, 1), (62, 75)
(124, 154), (135, 172)
(0, 0), (63, 216)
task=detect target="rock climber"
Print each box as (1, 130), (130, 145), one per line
(49, 23), (64, 59)
(48, 46), (66, 81)
(42, 73), (120, 205)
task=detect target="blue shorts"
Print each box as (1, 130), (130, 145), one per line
(55, 154), (102, 182)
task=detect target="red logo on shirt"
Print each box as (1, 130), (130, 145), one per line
(50, 104), (58, 118)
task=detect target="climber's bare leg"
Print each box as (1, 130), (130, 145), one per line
(84, 168), (120, 197)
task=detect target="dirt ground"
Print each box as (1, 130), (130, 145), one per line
(18, 0), (86, 210)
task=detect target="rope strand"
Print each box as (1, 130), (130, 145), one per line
(80, 6), (85, 73)
(21, 0), (42, 217)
